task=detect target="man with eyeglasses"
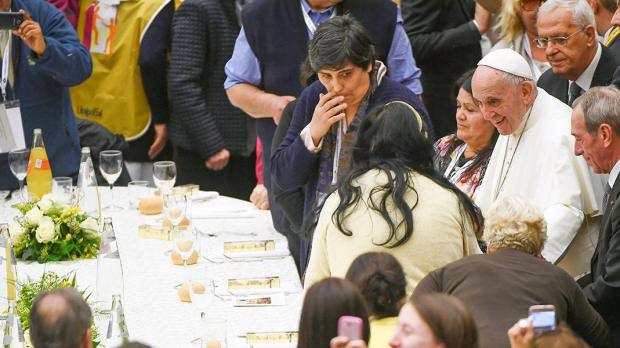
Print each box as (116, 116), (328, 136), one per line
(536, 0), (620, 106)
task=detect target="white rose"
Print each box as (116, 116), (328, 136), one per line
(8, 220), (25, 245)
(35, 217), (56, 243)
(79, 218), (99, 238)
(24, 206), (43, 226)
(36, 197), (53, 212)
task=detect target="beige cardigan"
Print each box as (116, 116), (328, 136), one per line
(304, 169), (481, 294)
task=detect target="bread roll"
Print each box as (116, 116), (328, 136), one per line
(170, 249), (199, 265)
(138, 196), (163, 215)
(177, 281), (205, 302)
(163, 216), (190, 227)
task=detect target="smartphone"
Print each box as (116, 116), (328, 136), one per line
(528, 305), (556, 334)
(0, 13), (24, 30)
(337, 316), (363, 340)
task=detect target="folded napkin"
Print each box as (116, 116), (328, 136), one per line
(191, 191), (219, 202)
(223, 249), (290, 259)
(192, 207), (258, 219)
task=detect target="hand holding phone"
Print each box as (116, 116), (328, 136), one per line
(0, 12), (24, 30)
(337, 316), (363, 341)
(528, 305), (556, 334)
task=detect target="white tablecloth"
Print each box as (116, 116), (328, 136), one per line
(0, 188), (302, 347)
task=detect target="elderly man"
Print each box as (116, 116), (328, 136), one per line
(537, 0), (620, 105)
(473, 48), (604, 277)
(414, 196), (609, 348)
(0, 0), (91, 190)
(571, 86), (620, 345)
(29, 288), (93, 348)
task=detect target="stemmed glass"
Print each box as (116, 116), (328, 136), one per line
(153, 161), (176, 195)
(99, 150), (123, 211)
(8, 149), (29, 202)
(167, 194), (192, 267)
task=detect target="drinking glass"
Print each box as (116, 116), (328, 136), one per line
(188, 272), (215, 311)
(153, 161), (176, 195)
(52, 177), (73, 205)
(200, 318), (227, 348)
(8, 148), (29, 202)
(127, 181), (149, 209)
(99, 150), (123, 211)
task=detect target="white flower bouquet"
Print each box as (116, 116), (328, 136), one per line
(9, 194), (100, 263)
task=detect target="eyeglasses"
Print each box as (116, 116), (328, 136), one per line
(521, 0), (546, 12)
(534, 28), (585, 48)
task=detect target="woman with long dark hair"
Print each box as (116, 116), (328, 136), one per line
(304, 102), (482, 293)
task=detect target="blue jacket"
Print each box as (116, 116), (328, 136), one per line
(0, 0), (91, 189)
(271, 77), (430, 217)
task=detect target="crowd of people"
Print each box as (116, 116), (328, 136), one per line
(3, 0), (620, 346)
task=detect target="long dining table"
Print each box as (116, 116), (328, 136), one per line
(0, 187), (303, 347)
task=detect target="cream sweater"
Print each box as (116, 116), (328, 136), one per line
(304, 169), (481, 294)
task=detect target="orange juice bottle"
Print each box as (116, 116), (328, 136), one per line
(26, 128), (52, 200)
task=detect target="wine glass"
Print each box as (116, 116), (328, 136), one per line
(99, 150), (123, 211)
(8, 149), (29, 202)
(166, 193), (188, 239)
(153, 161), (176, 195)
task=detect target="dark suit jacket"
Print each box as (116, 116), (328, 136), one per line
(537, 45), (620, 105)
(607, 35), (620, 60)
(401, 0), (481, 138)
(612, 65), (620, 89)
(583, 174), (620, 346)
(414, 249), (609, 348)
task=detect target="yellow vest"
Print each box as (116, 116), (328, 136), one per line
(71, 0), (169, 140)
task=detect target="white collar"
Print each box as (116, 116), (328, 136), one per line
(608, 159), (620, 188)
(574, 43), (602, 91)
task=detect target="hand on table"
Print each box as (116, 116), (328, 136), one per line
(205, 149), (230, 171)
(250, 184), (269, 210)
(13, 10), (46, 56)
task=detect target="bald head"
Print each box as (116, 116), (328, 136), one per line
(29, 288), (92, 348)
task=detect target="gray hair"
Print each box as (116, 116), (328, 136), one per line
(573, 85), (620, 135)
(538, 0), (596, 28)
(29, 288), (92, 348)
(308, 14), (375, 72)
(499, 71), (535, 88)
(483, 196), (547, 255)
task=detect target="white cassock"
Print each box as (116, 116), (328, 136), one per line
(476, 88), (606, 277)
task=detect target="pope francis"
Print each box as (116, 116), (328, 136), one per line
(472, 49), (605, 276)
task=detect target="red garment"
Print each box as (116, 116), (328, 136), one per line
(255, 137), (263, 184)
(46, 0), (79, 29)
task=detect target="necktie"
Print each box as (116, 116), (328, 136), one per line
(568, 82), (583, 106)
(603, 183), (612, 213)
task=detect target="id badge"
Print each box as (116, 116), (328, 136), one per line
(89, 2), (118, 55)
(0, 100), (24, 153)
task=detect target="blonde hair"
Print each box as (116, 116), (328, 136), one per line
(483, 196), (547, 254)
(495, 0), (525, 44)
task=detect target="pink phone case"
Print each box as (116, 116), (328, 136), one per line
(338, 316), (364, 340)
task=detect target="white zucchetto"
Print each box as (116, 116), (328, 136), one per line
(477, 49), (534, 80)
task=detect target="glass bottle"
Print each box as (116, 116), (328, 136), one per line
(76, 147), (102, 219)
(96, 217), (123, 311)
(0, 224), (23, 347)
(26, 129), (52, 200)
(104, 294), (129, 346)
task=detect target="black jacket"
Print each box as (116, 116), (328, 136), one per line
(537, 45), (620, 105)
(401, 0), (482, 137)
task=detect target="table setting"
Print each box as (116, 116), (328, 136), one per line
(0, 158), (303, 348)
